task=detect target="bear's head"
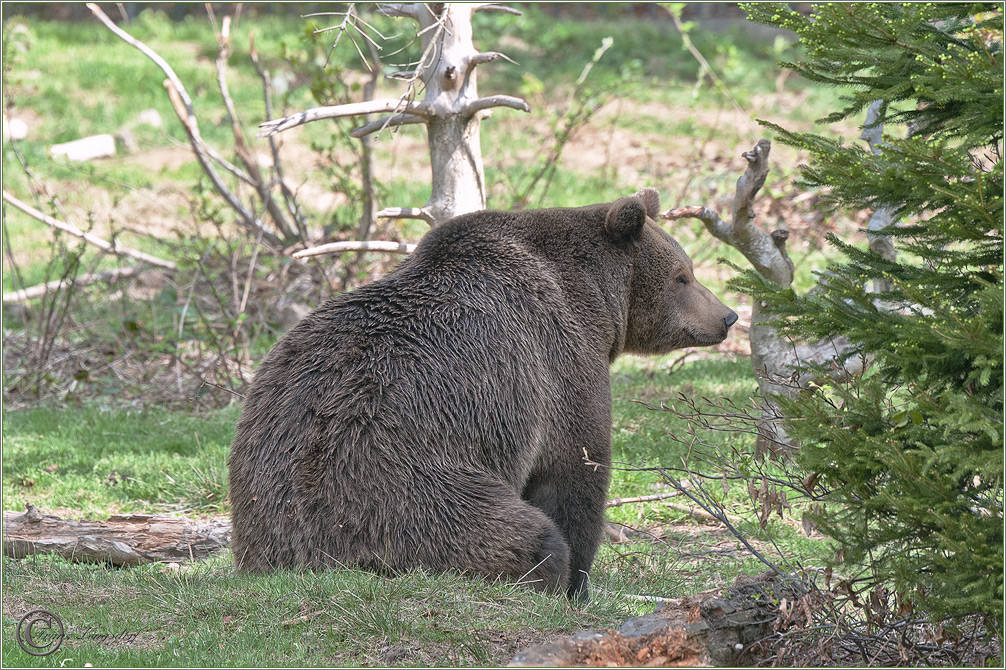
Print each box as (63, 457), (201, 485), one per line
(606, 188), (738, 354)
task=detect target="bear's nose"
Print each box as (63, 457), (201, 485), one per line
(724, 310), (739, 329)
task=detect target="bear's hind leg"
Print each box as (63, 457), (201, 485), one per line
(397, 471), (571, 594)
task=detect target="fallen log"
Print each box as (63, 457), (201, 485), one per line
(3, 503), (231, 566)
(510, 572), (801, 667)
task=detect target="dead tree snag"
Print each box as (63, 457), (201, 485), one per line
(260, 3), (529, 245)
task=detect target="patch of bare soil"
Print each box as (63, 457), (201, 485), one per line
(366, 628), (555, 667)
(118, 145), (194, 175)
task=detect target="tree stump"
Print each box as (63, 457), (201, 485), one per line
(3, 504), (231, 566)
(510, 572), (800, 667)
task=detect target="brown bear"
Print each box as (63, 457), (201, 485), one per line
(228, 188), (737, 601)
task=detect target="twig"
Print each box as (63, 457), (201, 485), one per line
(350, 112), (427, 138)
(2, 190), (176, 270)
(470, 51), (518, 67)
(212, 12), (297, 241)
(605, 491), (684, 508)
(472, 3), (522, 16)
(238, 226), (265, 317)
(249, 33), (309, 244)
(376, 206), (434, 224)
(656, 467), (785, 574)
(464, 95), (531, 116)
(665, 501), (745, 525)
(664, 5), (759, 141)
(292, 240), (416, 259)
(605, 591), (678, 604)
(280, 609), (326, 628)
(2, 265), (142, 304)
(376, 3), (423, 20)
(258, 99), (430, 137)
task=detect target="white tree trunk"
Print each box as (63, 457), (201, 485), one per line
(260, 3), (528, 236)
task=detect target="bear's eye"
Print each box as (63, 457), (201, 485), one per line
(675, 275), (688, 286)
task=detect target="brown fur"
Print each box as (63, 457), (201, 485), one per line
(228, 189), (737, 600)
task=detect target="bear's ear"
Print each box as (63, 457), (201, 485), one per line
(605, 196), (647, 241)
(635, 187), (661, 220)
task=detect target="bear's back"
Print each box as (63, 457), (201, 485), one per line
(234, 209), (604, 485)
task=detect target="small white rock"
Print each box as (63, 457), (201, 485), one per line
(136, 108), (163, 128)
(50, 134), (117, 161)
(3, 116), (28, 142)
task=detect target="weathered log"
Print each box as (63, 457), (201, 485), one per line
(510, 572), (800, 667)
(3, 504), (231, 566)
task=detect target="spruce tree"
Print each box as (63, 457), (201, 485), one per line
(741, 3), (1003, 628)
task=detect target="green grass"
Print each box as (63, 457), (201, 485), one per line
(1, 551), (641, 668)
(2, 406), (238, 517)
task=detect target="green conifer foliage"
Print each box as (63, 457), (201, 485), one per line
(741, 3), (1003, 626)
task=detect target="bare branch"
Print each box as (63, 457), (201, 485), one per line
(249, 32), (309, 243)
(213, 16), (297, 241)
(2, 265), (142, 304)
(662, 205), (732, 240)
(386, 69), (419, 80)
(87, 3), (282, 248)
(665, 501), (745, 525)
(292, 240), (417, 259)
(159, 81), (252, 185)
(2, 190), (176, 270)
(350, 112), (427, 138)
(473, 4), (522, 16)
(377, 206), (435, 224)
(465, 94), (530, 116)
(605, 491), (683, 508)
(664, 4), (760, 140)
(257, 99), (430, 137)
